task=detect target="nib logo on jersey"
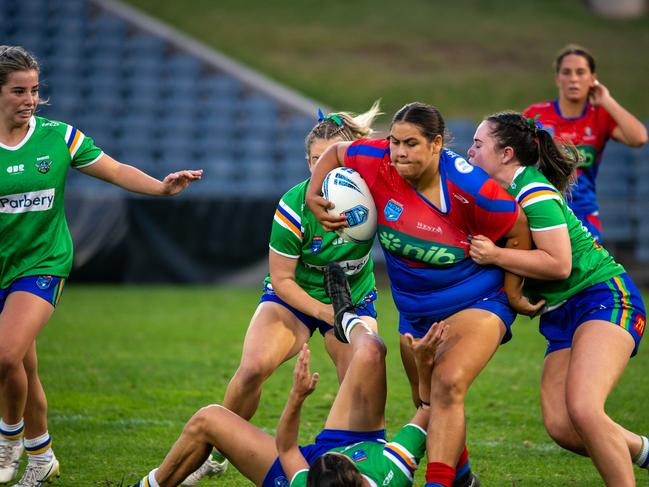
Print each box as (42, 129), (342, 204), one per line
(378, 226), (465, 266)
(0, 189), (55, 214)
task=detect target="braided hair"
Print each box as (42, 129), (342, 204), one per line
(304, 101), (382, 159)
(485, 111), (579, 194)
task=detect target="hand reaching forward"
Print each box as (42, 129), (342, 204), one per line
(290, 344), (319, 403)
(161, 169), (203, 195)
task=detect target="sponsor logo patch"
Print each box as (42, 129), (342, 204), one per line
(633, 315), (645, 336)
(454, 157), (474, 174)
(0, 189), (55, 214)
(6, 164), (24, 175)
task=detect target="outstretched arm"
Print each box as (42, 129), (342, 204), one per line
(276, 345), (319, 480)
(305, 142), (352, 232)
(79, 153), (202, 196)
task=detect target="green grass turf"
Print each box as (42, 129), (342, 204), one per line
(27, 285), (649, 485)
(121, 0), (649, 121)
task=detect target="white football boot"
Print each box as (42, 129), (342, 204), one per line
(181, 456), (228, 486)
(0, 438), (23, 483)
(12, 455), (59, 487)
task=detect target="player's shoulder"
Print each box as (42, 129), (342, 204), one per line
(34, 116), (71, 135)
(524, 100), (554, 116)
(511, 167), (561, 203)
(277, 178), (309, 214)
(442, 149), (490, 189)
(347, 137), (390, 158)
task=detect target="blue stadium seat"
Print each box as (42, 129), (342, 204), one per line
(165, 54), (203, 78)
(88, 13), (129, 38)
(199, 75), (240, 99)
(125, 34), (166, 59)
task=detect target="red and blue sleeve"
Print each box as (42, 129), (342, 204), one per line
(343, 138), (389, 187)
(472, 179), (520, 241)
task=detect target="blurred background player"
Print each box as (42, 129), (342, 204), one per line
(0, 45), (202, 487)
(467, 111), (648, 487)
(182, 104), (382, 485)
(523, 44), (648, 242)
(131, 262), (446, 487)
(305, 102), (536, 487)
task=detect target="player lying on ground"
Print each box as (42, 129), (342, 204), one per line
(182, 104), (383, 485)
(130, 263), (446, 487)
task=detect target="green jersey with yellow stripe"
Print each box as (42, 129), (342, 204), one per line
(508, 166), (623, 308)
(0, 116), (103, 288)
(266, 178), (375, 305)
(290, 424), (426, 487)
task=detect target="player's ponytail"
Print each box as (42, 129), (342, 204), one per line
(486, 111), (579, 194)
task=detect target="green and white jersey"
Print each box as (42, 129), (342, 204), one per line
(266, 179), (375, 304)
(0, 116), (103, 288)
(290, 424), (426, 487)
(508, 166), (624, 308)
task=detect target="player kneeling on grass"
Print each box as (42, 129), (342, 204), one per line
(130, 263), (446, 487)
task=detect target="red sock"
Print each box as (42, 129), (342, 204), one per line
(426, 462), (455, 487)
(456, 445), (469, 470)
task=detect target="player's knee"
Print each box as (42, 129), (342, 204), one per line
(0, 349), (23, 379)
(565, 395), (604, 433)
(354, 337), (386, 368)
(431, 369), (467, 406)
(186, 405), (224, 438)
(232, 361), (272, 389)
(544, 416), (576, 449)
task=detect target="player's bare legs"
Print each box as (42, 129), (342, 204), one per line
(324, 315), (377, 384)
(425, 309), (505, 480)
(541, 347), (643, 458)
(223, 302), (311, 420)
(324, 324), (386, 432)
(148, 405), (277, 487)
(0, 293), (52, 426)
(543, 321), (641, 486)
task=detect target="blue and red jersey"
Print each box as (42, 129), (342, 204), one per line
(523, 100), (617, 217)
(344, 138), (519, 321)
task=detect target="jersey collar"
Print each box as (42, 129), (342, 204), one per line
(552, 99), (589, 121)
(0, 116), (36, 151)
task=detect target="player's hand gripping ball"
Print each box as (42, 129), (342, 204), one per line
(322, 168), (377, 243)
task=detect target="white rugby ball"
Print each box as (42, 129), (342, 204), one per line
(321, 167), (377, 243)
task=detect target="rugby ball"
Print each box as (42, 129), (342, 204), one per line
(321, 167), (377, 243)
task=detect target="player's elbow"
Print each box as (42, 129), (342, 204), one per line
(551, 256), (572, 280)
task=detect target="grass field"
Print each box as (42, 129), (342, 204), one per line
(27, 285), (649, 486)
(123, 0), (649, 121)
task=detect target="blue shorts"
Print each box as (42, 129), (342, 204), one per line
(259, 284), (378, 337)
(398, 289), (516, 344)
(541, 273), (645, 356)
(262, 428), (386, 487)
(0, 275), (66, 312)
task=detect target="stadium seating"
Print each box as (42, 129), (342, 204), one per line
(2, 0), (648, 269)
